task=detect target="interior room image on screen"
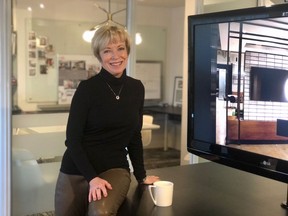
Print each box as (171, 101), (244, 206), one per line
(188, 4), (288, 185)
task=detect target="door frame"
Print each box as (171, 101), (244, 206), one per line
(0, 0), (12, 215)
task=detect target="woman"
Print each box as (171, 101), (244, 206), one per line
(54, 25), (159, 216)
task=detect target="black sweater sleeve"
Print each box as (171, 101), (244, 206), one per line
(127, 81), (146, 182)
(65, 81), (97, 182)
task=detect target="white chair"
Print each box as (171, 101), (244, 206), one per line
(127, 115), (154, 172)
(142, 115), (154, 146)
(12, 148), (60, 216)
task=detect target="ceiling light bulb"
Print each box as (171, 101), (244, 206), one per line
(40, 4), (45, 9)
(135, 33), (142, 45)
(82, 30), (96, 43)
(27, 7), (32, 11)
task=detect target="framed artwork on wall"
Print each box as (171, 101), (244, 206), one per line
(173, 76), (183, 107)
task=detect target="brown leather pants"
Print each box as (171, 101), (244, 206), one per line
(54, 168), (131, 216)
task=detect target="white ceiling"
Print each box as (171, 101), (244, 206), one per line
(127, 0), (185, 8)
(101, 0), (238, 8)
(15, 0), (247, 10)
(14, 0), (185, 10)
(99, 0), (185, 8)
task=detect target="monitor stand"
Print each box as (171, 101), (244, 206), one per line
(281, 184), (288, 209)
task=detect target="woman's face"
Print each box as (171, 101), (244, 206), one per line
(99, 39), (128, 78)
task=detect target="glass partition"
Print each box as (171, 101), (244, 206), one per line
(12, 113), (68, 215)
(12, 0), (169, 214)
(12, 1), (127, 215)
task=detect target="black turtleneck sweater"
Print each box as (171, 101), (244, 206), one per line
(60, 68), (146, 183)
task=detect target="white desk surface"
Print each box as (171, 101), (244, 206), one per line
(13, 123), (160, 135)
(143, 123), (160, 130)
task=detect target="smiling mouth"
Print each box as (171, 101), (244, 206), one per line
(110, 61), (123, 66)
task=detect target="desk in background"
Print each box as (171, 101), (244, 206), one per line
(12, 112), (160, 164)
(13, 122), (160, 135)
(144, 105), (182, 150)
(118, 162), (287, 216)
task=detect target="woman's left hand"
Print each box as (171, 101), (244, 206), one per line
(143, 175), (160, 184)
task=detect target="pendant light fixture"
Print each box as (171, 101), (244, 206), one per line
(82, 0), (126, 43)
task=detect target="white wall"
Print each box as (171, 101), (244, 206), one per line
(136, 5), (185, 104)
(166, 7), (185, 104)
(180, 0), (199, 165)
(204, 0), (257, 12)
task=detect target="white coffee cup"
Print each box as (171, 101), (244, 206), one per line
(148, 181), (174, 207)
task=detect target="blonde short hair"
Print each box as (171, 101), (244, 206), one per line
(91, 25), (131, 62)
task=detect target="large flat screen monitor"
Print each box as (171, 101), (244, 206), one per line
(188, 4), (288, 185)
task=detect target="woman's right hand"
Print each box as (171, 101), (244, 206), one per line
(88, 177), (112, 202)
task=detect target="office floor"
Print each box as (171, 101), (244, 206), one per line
(228, 144), (288, 161)
(216, 100), (288, 161)
(144, 147), (180, 169)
